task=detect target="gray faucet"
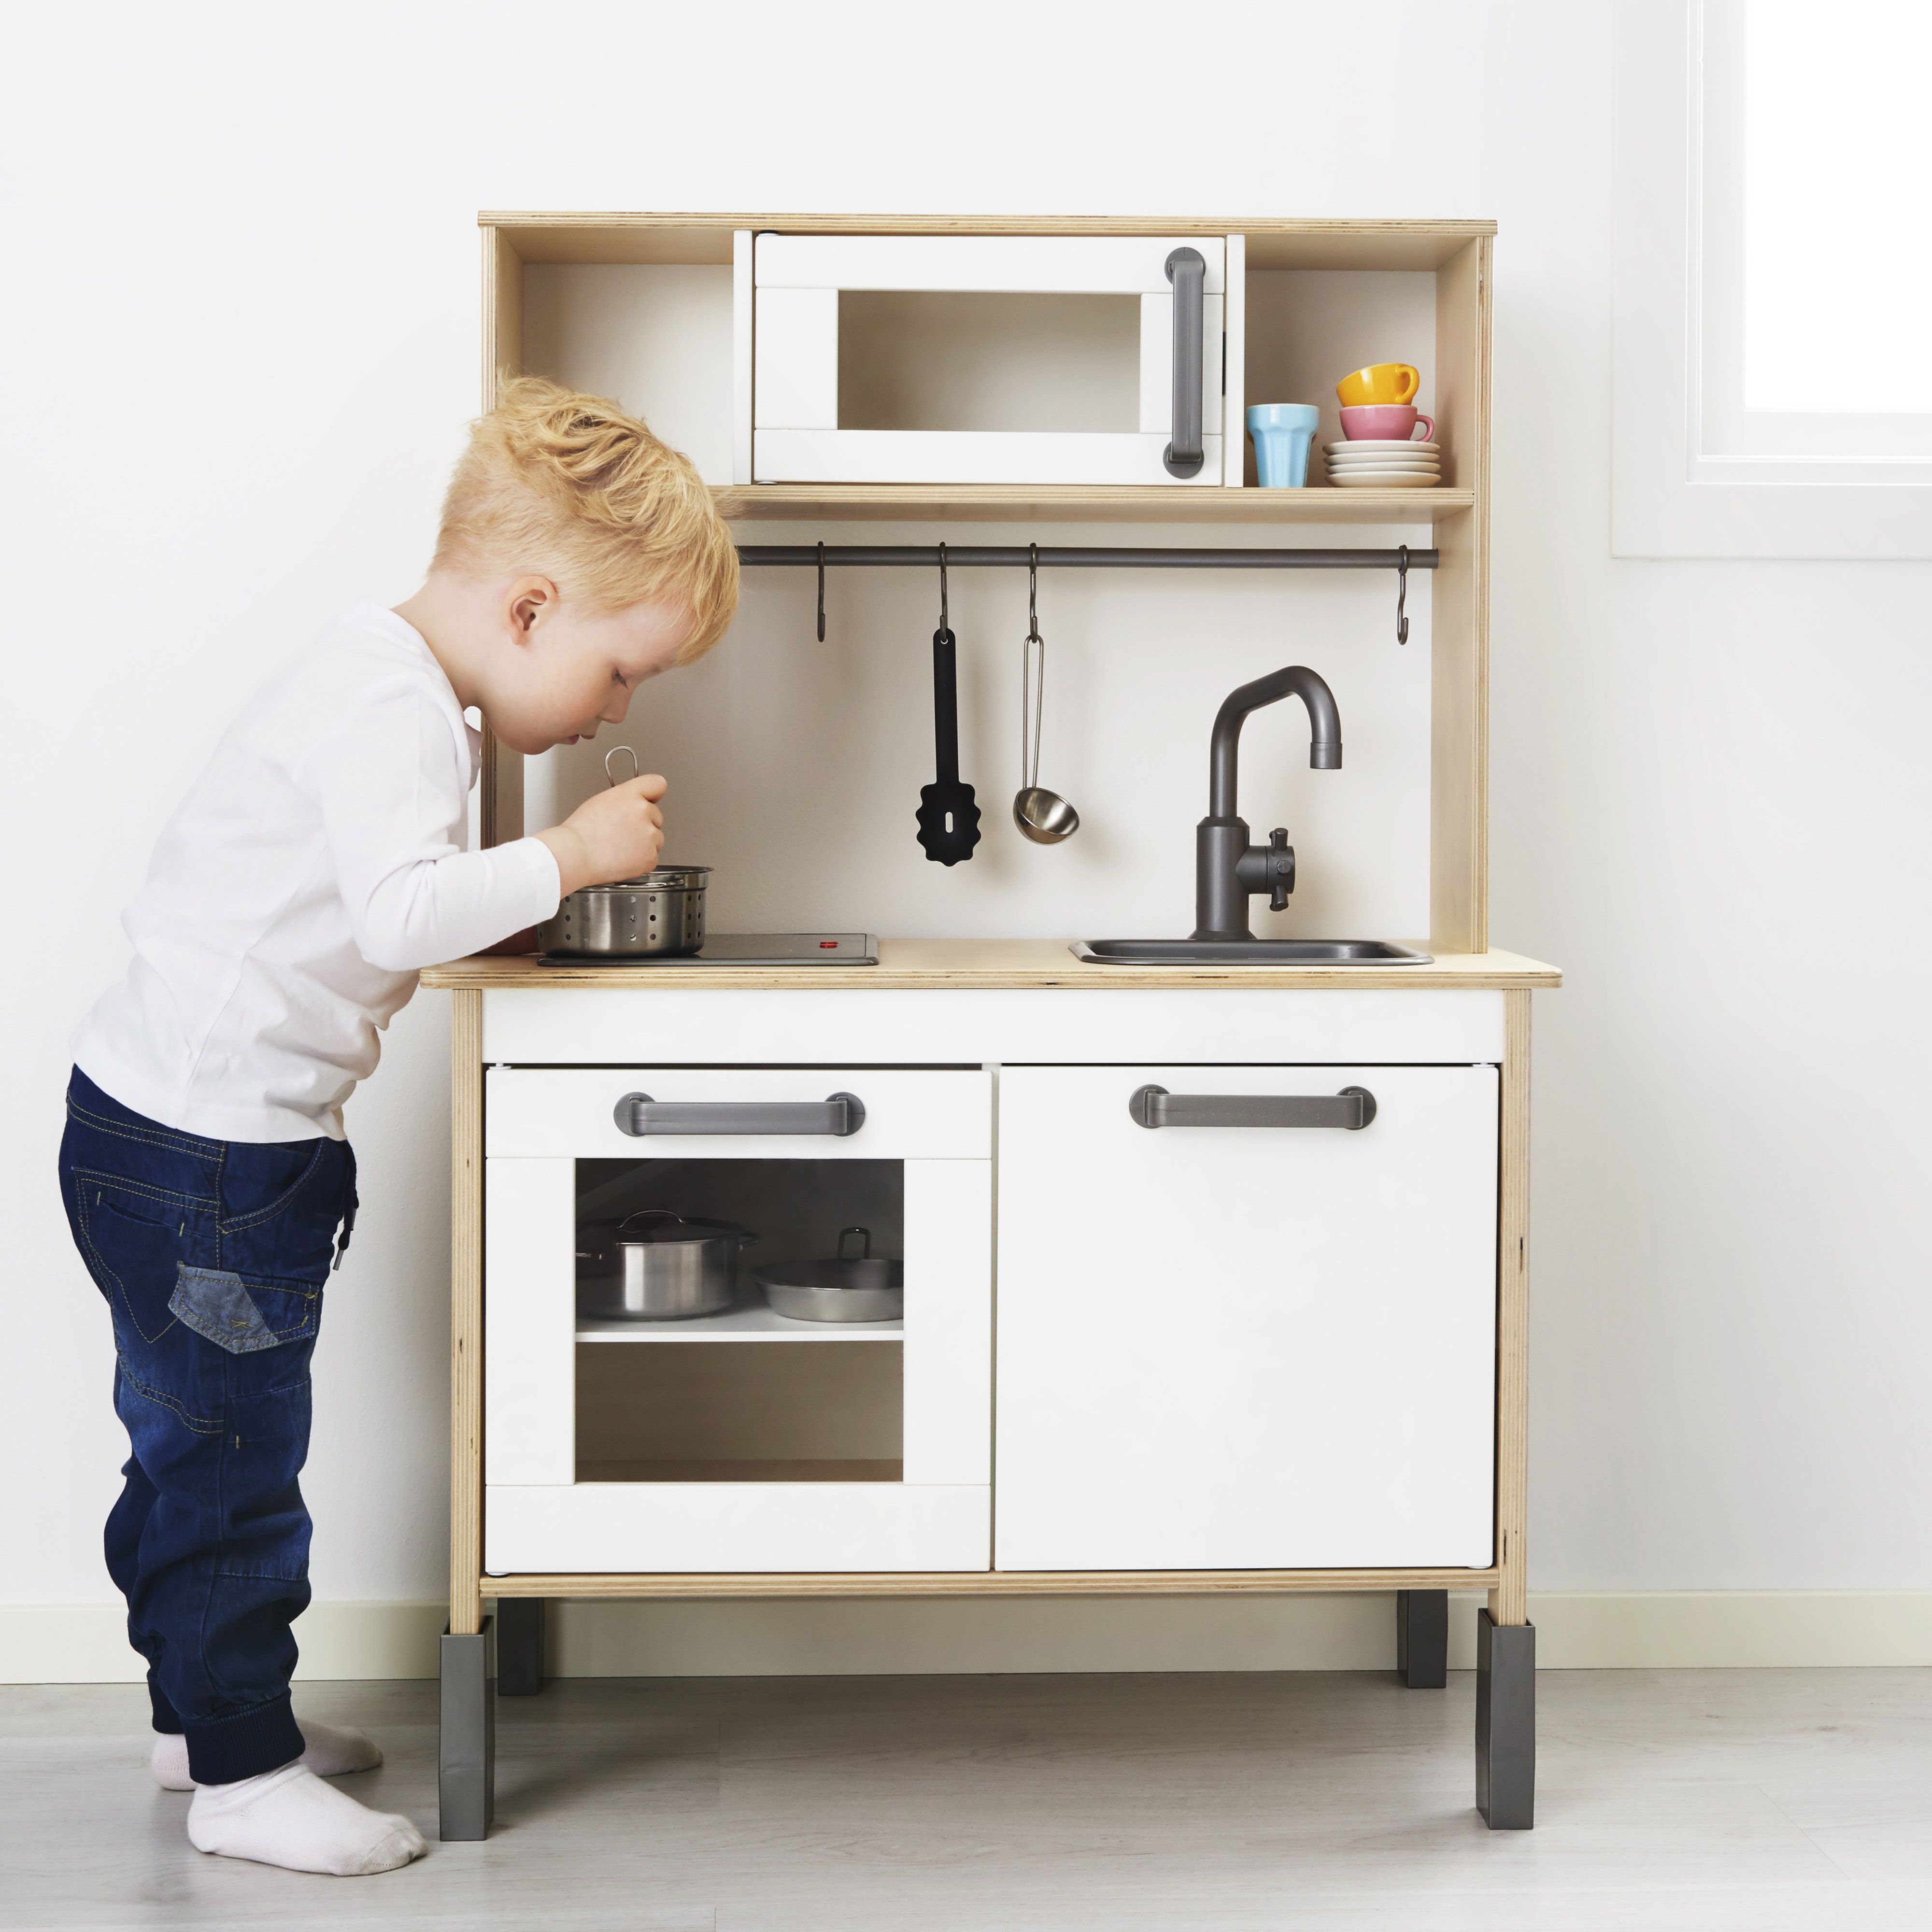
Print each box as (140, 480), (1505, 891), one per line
(1193, 666), (1343, 941)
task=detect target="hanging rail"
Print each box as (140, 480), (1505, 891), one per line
(742, 542), (1432, 648)
(736, 545), (1436, 570)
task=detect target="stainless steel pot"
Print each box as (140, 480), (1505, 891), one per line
(538, 866), (711, 958)
(753, 1226), (904, 1323)
(576, 1209), (758, 1321)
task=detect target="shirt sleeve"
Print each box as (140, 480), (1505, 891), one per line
(296, 675), (561, 972)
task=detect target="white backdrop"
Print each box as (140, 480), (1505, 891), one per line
(5, 0), (1931, 1667)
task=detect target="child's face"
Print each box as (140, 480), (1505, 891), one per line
(486, 581), (694, 756)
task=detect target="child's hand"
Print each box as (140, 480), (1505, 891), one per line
(537, 774), (668, 896)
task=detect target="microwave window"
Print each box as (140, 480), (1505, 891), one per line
(837, 290), (1141, 434)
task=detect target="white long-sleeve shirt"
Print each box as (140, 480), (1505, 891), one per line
(73, 603), (561, 1141)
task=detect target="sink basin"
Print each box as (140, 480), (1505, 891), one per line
(1070, 939), (1433, 966)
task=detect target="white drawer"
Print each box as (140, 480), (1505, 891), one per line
(485, 1067), (991, 1160)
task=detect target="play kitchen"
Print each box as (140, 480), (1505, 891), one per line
(434, 212), (1551, 1844)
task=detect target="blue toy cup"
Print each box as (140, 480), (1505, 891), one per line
(1247, 403), (1321, 487)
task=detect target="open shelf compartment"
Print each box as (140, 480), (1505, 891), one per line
(574, 1154), (906, 1481)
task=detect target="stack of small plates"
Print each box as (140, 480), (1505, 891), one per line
(1323, 440), (1441, 489)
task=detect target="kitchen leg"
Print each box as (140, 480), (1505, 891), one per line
(439, 1619), (495, 1841)
(1475, 1610), (1534, 1829)
(1395, 1589), (1448, 1688)
(497, 1597), (546, 1697)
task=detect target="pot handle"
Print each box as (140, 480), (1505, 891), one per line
(838, 1225), (873, 1261)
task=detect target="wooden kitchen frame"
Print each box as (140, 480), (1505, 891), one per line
(429, 213), (1548, 1843)
(479, 210), (1495, 956)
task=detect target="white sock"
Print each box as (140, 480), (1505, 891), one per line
(151, 1718), (383, 1792)
(187, 1762), (425, 1876)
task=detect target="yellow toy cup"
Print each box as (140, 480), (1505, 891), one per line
(1336, 362), (1421, 408)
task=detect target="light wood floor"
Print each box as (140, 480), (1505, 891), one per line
(6, 1668), (1932, 1929)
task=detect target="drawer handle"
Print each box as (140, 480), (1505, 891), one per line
(612, 1091), (867, 1137)
(1163, 246), (1207, 477)
(1128, 1084), (1377, 1131)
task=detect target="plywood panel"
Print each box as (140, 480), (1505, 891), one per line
(1429, 237), (1491, 953)
(732, 230), (753, 486)
(449, 990), (484, 1634)
(521, 264), (735, 483)
(1490, 989), (1532, 1626)
(484, 1564), (1499, 1598)
(484, 212), (1492, 273)
(480, 228), (525, 851)
(1242, 269), (1438, 485)
(428, 940), (1558, 994)
(712, 482), (1466, 522)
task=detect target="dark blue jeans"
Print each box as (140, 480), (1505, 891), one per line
(58, 1068), (357, 1785)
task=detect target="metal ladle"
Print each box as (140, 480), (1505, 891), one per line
(1012, 546), (1079, 844)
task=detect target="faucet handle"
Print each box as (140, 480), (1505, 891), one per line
(1266, 828), (1295, 911)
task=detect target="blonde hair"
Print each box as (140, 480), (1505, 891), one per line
(434, 375), (739, 663)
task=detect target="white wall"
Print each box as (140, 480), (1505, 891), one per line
(6, 0), (1931, 1666)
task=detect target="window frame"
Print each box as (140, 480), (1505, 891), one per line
(1612, 0), (1932, 557)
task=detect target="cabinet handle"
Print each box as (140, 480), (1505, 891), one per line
(1163, 246), (1206, 478)
(1127, 1084), (1377, 1130)
(612, 1091), (867, 1137)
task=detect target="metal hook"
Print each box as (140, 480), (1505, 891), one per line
(1026, 541), (1040, 643)
(603, 744), (640, 788)
(938, 540), (948, 631)
(815, 541), (826, 642)
(1395, 544), (1410, 646)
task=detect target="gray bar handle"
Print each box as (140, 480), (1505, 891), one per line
(1163, 247), (1206, 478)
(1128, 1083), (1377, 1130)
(613, 1091), (867, 1137)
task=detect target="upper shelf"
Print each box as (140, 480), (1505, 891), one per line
(714, 484), (1473, 526)
(483, 212), (1495, 272)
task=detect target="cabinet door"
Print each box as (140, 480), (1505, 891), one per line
(994, 1065), (1499, 1571)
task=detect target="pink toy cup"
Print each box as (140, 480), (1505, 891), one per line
(1339, 404), (1435, 442)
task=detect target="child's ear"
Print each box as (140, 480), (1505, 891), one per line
(505, 575), (561, 639)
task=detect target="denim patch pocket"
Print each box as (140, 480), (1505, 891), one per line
(169, 1264), (319, 1354)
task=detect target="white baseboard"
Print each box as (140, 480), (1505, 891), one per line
(6, 1591), (1931, 1685)
(0, 1602), (450, 1686)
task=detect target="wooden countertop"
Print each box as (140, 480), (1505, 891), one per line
(421, 938), (1560, 993)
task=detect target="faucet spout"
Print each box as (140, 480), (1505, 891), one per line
(1193, 665), (1343, 942)
(1207, 666), (1343, 819)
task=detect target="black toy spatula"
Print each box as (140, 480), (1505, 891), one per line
(916, 624), (981, 865)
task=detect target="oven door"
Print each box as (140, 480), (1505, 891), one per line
(751, 233), (1229, 485)
(483, 1066), (991, 1574)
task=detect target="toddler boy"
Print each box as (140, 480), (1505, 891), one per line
(58, 378), (738, 1875)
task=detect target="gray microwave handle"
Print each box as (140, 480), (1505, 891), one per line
(1128, 1084), (1377, 1131)
(613, 1092), (866, 1137)
(1163, 247), (1206, 478)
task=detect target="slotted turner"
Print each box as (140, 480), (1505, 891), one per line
(916, 623), (980, 865)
